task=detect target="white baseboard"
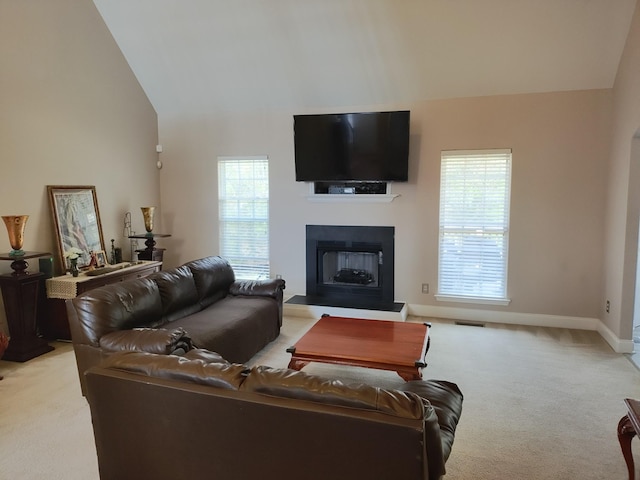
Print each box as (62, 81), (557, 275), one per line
(596, 321), (635, 354)
(408, 303), (634, 353)
(283, 296), (634, 353)
(407, 304), (598, 329)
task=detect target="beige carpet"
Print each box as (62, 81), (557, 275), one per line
(1, 316), (639, 479)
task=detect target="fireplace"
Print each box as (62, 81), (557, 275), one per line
(298, 224), (400, 311)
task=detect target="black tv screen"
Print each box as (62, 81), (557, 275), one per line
(294, 110), (410, 182)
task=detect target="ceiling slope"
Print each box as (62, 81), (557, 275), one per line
(93, 0), (637, 115)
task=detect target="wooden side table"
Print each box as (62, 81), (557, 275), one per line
(618, 398), (640, 480)
(0, 251), (54, 362)
(129, 233), (170, 262)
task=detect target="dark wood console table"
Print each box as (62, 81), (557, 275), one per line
(0, 251), (54, 362)
(43, 260), (162, 340)
(618, 398), (640, 479)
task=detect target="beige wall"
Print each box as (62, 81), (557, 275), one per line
(0, 0), (159, 333)
(5, 0), (635, 349)
(159, 89), (611, 322)
(604, 0), (640, 341)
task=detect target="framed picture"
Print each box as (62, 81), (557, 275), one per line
(94, 250), (107, 268)
(47, 185), (106, 273)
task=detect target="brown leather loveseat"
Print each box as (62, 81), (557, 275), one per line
(66, 256), (285, 394)
(85, 349), (464, 480)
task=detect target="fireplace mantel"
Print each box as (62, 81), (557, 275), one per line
(304, 183), (399, 203)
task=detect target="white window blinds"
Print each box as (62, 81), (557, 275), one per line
(437, 149), (512, 302)
(218, 156), (270, 280)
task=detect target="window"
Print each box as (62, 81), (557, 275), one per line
(436, 149), (512, 304)
(218, 156), (269, 280)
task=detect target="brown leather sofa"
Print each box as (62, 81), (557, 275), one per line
(66, 256), (285, 394)
(85, 349), (464, 480)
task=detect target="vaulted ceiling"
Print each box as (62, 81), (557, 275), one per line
(93, 0), (637, 116)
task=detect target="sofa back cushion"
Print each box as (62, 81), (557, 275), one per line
(240, 365), (425, 420)
(147, 265), (201, 322)
(182, 256), (235, 308)
(70, 278), (163, 346)
(100, 351), (248, 390)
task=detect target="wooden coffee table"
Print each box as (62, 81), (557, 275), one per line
(286, 315), (431, 381)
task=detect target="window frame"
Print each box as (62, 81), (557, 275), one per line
(435, 149), (512, 305)
(217, 155), (270, 281)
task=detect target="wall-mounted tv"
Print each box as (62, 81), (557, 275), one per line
(294, 110), (410, 182)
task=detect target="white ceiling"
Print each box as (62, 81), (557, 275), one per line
(93, 0), (637, 116)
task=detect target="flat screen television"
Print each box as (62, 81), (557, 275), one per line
(294, 110), (410, 182)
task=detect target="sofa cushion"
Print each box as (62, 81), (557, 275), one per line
(71, 278), (163, 346)
(182, 256), (235, 308)
(168, 296), (280, 364)
(147, 266), (200, 321)
(99, 351), (248, 390)
(98, 327), (193, 354)
(240, 365), (425, 420)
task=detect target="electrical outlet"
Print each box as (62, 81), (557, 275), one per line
(276, 274), (282, 279)
(421, 283), (429, 294)
(606, 300), (610, 313)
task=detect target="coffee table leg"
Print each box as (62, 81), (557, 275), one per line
(397, 369), (422, 382)
(397, 359), (427, 381)
(288, 358), (309, 371)
(618, 414), (636, 480)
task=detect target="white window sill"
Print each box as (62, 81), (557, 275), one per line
(434, 294), (511, 306)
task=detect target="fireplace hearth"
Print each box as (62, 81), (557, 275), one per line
(287, 225), (403, 312)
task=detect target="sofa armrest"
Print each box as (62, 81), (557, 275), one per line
(229, 278), (285, 299)
(99, 327), (193, 355)
(399, 379), (464, 480)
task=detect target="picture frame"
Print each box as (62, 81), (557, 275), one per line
(47, 185), (106, 273)
(94, 250), (107, 268)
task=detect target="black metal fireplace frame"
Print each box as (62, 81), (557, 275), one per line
(305, 225), (396, 309)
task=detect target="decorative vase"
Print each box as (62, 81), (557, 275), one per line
(2, 215), (29, 256)
(70, 258), (79, 277)
(141, 207), (155, 233)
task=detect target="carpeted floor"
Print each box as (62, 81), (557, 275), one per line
(1, 315), (639, 479)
